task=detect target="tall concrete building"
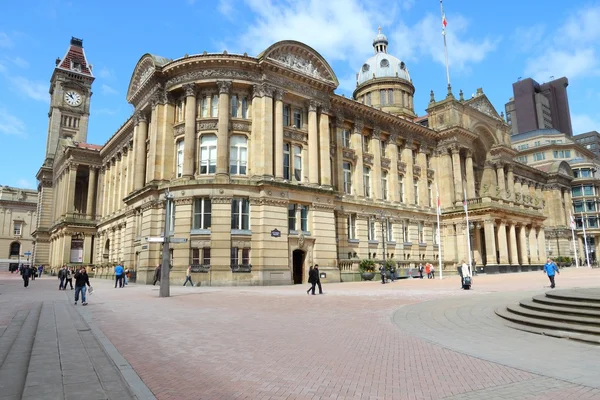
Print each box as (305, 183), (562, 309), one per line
(33, 32), (575, 284)
(574, 131), (600, 159)
(505, 77), (573, 137)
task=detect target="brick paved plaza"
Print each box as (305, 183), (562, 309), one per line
(2, 268), (600, 400)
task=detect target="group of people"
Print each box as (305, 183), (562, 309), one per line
(307, 264), (323, 294)
(18, 265), (43, 287)
(55, 265), (92, 305)
(417, 263), (435, 279)
(113, 263), (131, 288)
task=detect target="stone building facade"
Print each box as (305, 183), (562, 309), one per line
(33, 33), (573, 285)
(0, 186), (37, 270)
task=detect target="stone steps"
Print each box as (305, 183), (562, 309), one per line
(495, 288), (600, 345)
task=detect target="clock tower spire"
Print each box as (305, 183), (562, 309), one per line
(44, 37), (95, 164)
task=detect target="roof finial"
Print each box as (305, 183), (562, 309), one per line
(378, 25), (382, 34)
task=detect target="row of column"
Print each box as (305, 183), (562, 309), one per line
(53, 163), (77, 219)
(439, 146), (476, 207)
(471, 221), (546, 265)
(98, 142), (134, 218)
(95, 225), (126, 264)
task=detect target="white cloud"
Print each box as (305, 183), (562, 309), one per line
(0, 32), (13, 48)
(97, 66), (114, 79)
(525, 48), (598, 82)
(9, 76), (49, 102)
(0, 108), (26, 136)
(102, 84), (118, 95)
(16, 178), (35, 189)
(572, 113), (600, 135)
(9, 56), (29, 68)
(512, 24), (545, 52)
(218, 0), (235, 18)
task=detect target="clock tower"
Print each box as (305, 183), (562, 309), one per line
(45, 37), (94, 163)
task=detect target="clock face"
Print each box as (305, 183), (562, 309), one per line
(64, 90), (82, 106)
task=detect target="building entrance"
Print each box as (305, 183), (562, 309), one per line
(292, 250), (305, 284)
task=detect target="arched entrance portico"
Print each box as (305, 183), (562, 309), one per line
(292, 249), (306, 284)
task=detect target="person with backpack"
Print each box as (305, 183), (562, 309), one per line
(544, 258), (560, 289)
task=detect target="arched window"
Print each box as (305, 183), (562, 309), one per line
(229, 135), (247, 175)
(9, 242), (20, 257)
(200, 135), (217, 174)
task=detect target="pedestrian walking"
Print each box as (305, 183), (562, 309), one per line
(418, 263), (424, 279)
(183, 265), (194, 286)
(58, 266), (67, 290)
(425, 263), (431, 279)
(30, 266), (36, 281)
(430, 264), (435, 279)
(65, 268), (74, 290)
(153, 264), (161, 286)
(124, 268), (129, 285)
(114, 262), (125, 288)
(544, 258), (560, 289)
(459, 260), (472, 288)
(38, 265), (44, 278)
(74, 267), (91, 306)
(21, 264), (31, 288)
(379, 264), (386, 284)
(314, 264), (323, 294)
(307, 266), (317, 295)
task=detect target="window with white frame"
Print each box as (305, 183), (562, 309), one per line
(283, 143), (291, 180)
(403, 220), (409, 243)
(231, 198), (250, 230)
(193, 198), (211, 230)
(363, 167), (371, 198)
(517, 155), (528, 164)
(229, 135), (248, 175)
(176, 140), (184, 178)
(386, 220), (393, 242)
(293, 145), (302, 181)
(288, 204), (296, 231)
(368, 218), (376, 241)
(176, 101), (184, 122)
(231, 95), (238, 117)
(200, 135), (217, 174)
(342, 129), (351, 148)
(300, 205), (309, 232)
(533, 152), (545, 161)
(13, 222), (22, 236)
(343, 162), (353, 194)
(428, 182), (433, 207)
(293, 108), (302, 128)
(241, 97), (248, 118)
(211, 94), (219, 117)
(413, 178), (419, 204)
(382, 171), (388, 200)
(399, 175), (404, 203)
(201, 96), (209, 118)
(283, 105), (291, 126)
(347, 214), (356, 240)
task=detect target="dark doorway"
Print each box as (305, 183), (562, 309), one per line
(292, 250), (305, 284)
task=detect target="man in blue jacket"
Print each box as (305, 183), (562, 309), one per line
(543, 258), (560, 289)
(114, 262), (125, 288)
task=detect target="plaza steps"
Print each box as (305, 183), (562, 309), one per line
(495, 288), (600, 345)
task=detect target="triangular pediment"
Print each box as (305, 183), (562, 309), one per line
(466, 94), (502, 120)
(258, 41), (339, 87)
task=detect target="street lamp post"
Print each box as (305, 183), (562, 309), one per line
(160, 189), (174, 298)
(376, 210), (389, 277)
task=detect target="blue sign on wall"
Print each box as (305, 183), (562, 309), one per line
(271, 229), (281, 238)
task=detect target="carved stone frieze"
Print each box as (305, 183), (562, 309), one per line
(197, 121), (218, 131)
(266, 74), (328, 101)
(231, 121), (251, 132)
(363, 153), (374, 165)
(174, 125), (185, 136)
(372, 127), (381, 140)
(166, 69), (262, 89)
(211, 197), (232, 204)
(217, 81), (232, 94)
(381, 158), (391, 169)
(268, 53), (324, 79)
(413, 165), (421, 177)
(174, 197), (194, 206)
(398, 161), (406, 174)
(183, 83), (196, 97)
(283, 129), (307, 143)
(342, 148), (357, 161)
(354, 119), (364, 134)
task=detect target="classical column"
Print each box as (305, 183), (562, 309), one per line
(274, 89), (284, 179)
(66, 163), (78, 215)
(439, 148), (454, 207)
(216, 81), (231, 179)
(519, 225), (529, 265)
(134, 112), (148, 190)
(484, 219), (497, 265)
(371, 129), (382, 199)
(402, 140), (415, 205)
(508, 223), (519, 265)
(451, 146), (462, 203)
(250, 85), (263, 177)
(115, 153), (123, 211)
(497, 220), (509, 264)
(562, 189), (571, 227)
(86, 167), (96, 218)
(318, 106), (331, 187)
(96, 167), (104, 219)
(537, 227), (547, 261)
(514, 178), (522, 204)
(182, 83), (197, 177)
(496, 163), (506, 197)
(308, 100), (319, 184)
(334, 114), (345, 191)
(465, 149), (476, 199)
(352, 121), (364, 196)
(416, 146), (428, 206)
(506, 165), (515, 201)
(529, 226), (539, 264)
(387, 135), (398, 202)
(473, 224), (483, 265)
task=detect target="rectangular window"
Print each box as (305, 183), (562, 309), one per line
(288, 204), (296, 231)
(211, 94), (219, 117)
(368, 218), (376, 241)
(283, 143), (290, 180)
(380, 89), (387, 105)
(283, 105), (290, 126)
(581, 169), (592, 178)
(517, 155), (528, 164)
(589, 217), (599, 228)
(200, 135), (217, 174)
(388, 89), (394, 104)
(584, 185), (594, 196)
(241, 97), (248, 119)
(347, 214), (356, 240)
(403, 220), (409, 243)
(242, 248), (250, 265)
(565, 150), (571, 158)
(362, 135), (370, 153)
(399, 176), (404, 203)
(192, 248), (200, 265)
(586, 200), (596, 212)
(230, 247), (239, 266)
(293, 145), (302, 182)
(229, 135), (248, 175)
(363, 167), (371, 198)
(177, 101), (184, 122)
(534, 141), (541, 147)
(382, 172), (388, 200)
(176, 140), (184, 178)
(300, 205), (309, 232)
(342, 129), (351, 148)
(231, 95), (238, 117)
(414, 179), (419, 204)
(386, 220), (393, 242)
(231, 198), (250, 230)
(293, 109), (302, 128)
(572, 186), (583, 197)
(366, 92), (372, 106)
(193, 198), (212, 230)
(13, 222), (22, 236)
(203, 248), (211, 265)
(201, 97), (208, 118)
(533, 152), (545, 161)
(380, 140), (387, 157)
(428, 182), (433, 208)
(343, 162), (352, 194)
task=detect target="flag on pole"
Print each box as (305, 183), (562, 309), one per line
(570, 212), (576, 229)
(437, 192), (441, 215)
(441, 0), (448, 32)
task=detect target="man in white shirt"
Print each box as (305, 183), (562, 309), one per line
(460, 260), (471, 287)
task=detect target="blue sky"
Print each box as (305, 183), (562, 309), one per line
(1, 0), (599, 190)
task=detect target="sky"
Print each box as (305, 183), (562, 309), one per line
(1, 0), (600, 190)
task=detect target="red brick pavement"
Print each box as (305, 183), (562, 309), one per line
(78, 268), (600, 400)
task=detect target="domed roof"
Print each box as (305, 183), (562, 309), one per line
(357, 52), (411, 85)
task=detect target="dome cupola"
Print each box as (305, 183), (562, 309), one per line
(373, 26), (388, 54)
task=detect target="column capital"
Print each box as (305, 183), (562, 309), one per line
(450, 145), (460, 155)
(506, 163), (514, 172)
(334, 113), (345, 128)
(252, 84), (264, 98)
(68, 162), (80, 171)
(308, 100), (319, 112)
(388, 133), (398, 143)
(133, 111), (147, 125)
(372, 127), (382, 140)
(354, 119), (364, 134)
(320, 102), (331, 114)
(274, 88), (285, 101)
(217, 81), (232, 94)
(183, 83), (197, 97)
(465, 148), (473, 158)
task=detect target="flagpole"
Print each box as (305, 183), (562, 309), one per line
(463, 188), (473, 272)
(570, 210), (579, 268)
(436, 184), (443, 280)
(440, 0), (450, 86)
